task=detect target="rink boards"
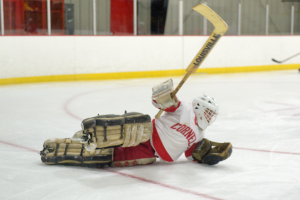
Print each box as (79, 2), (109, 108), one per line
(0, 35), (299, 85)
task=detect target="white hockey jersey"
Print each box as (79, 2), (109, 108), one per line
(150, 100), (204, 162)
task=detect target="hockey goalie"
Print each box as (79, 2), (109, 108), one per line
(40, 79), (232, 167)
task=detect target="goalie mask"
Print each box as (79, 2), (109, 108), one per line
(192, 95), (219, 130)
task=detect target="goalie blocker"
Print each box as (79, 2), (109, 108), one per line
(40, 112), (153, 167)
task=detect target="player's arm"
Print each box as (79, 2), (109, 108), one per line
(152, 79), (180, 112)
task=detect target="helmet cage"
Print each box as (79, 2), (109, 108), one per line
(192, 95), (219, 130)
(204, 108), (217, 125)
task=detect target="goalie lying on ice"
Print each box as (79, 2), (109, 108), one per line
(40, 79), (232, 167)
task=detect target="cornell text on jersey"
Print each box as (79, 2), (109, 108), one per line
(171, 123), (196, 147)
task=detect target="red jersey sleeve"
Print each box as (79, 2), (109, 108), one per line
(152, 99), (181, 113)
(185, 141), (200, 161)
(164, 101), (181, 112)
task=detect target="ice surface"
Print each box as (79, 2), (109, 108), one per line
(0, 70), (300, 200)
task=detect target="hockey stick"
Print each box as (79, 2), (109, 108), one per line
(155, 3), (228, 119)
(272, 52), (300, 64)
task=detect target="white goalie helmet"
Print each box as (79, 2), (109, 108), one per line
(192, 95), (219, 130)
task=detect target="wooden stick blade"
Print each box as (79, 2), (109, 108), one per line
(192, 4), (228, 34)
(185, 4), (228, 74)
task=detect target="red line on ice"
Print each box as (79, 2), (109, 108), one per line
(234, 147), (300, 155)
(63, 90), (93, 121)
(264, 101), (299, 107)
(0, 140), (40, 153)
(105, 169), (224, 200)
(263, 101), (300, 114)
(263, 107), (300, 113)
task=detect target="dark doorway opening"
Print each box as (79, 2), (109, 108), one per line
(151, 0), (169, 35)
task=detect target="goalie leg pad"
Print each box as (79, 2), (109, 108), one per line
(192, 138), (232, 165)
(40, 138), (113, 167)
(81, 112), (152, 149)
(40, 112), (152, 167)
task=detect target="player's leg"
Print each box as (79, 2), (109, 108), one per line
(112, 140), (156, 167)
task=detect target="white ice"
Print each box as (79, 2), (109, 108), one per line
(0, 70), (300, 200)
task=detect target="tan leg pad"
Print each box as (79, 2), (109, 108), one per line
(40, 138), (113, 167)
(82, 112), (153, 149)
